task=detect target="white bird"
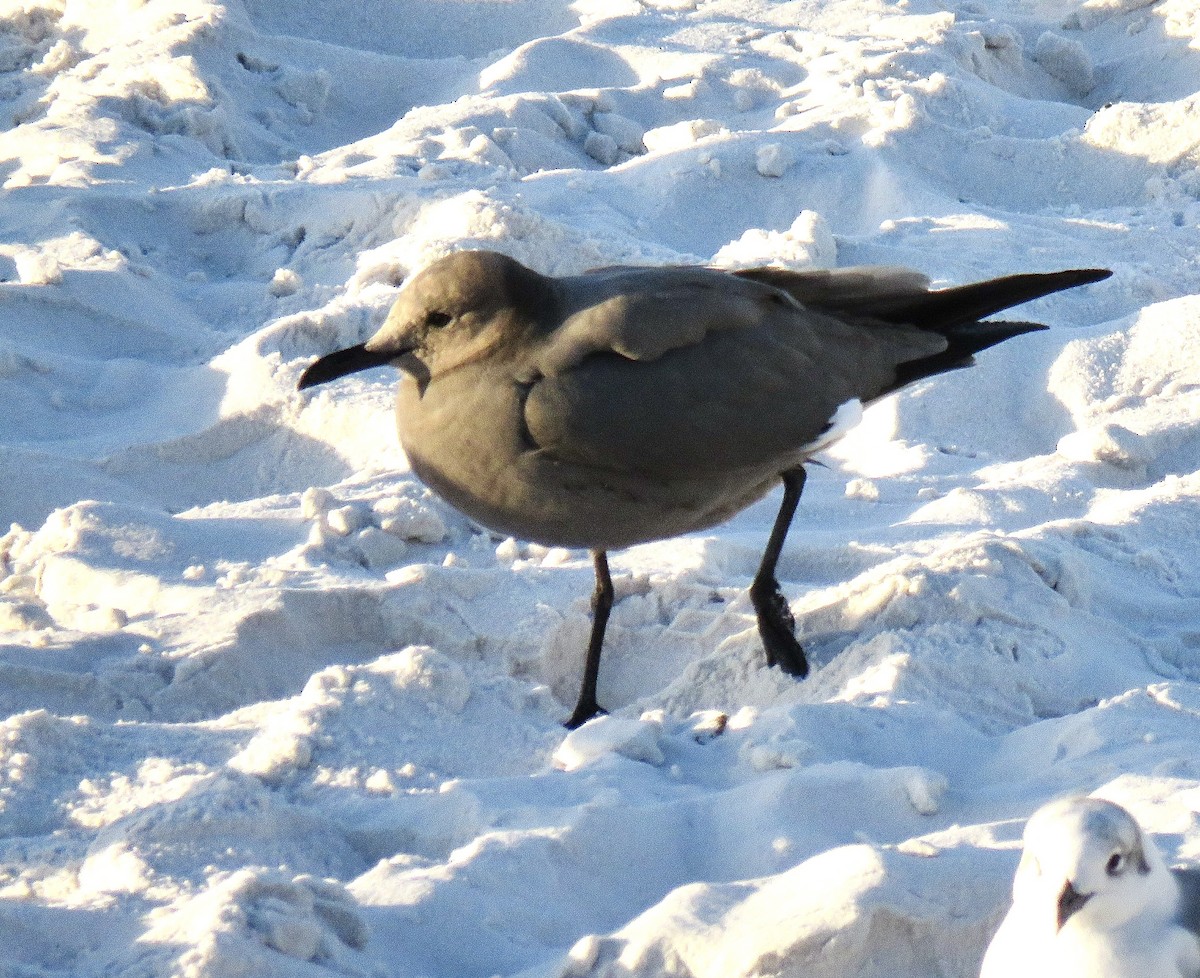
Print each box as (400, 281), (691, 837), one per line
(981, 796), (1200, 978)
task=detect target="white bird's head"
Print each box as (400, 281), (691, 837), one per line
(1013, 797), (1174, 934)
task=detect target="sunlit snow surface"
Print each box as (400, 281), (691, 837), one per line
(1, 0), (1200, 974)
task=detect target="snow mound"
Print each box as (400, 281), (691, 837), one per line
(2, 0), (1200, 974)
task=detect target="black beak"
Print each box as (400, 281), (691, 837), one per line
(297, 343), (397, 390)
(1057, 880), (1092, 931)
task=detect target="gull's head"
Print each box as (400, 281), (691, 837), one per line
(365, 250), (554, 381)
(1013, 797), (1171, 934)
(297, 250), (552, 391)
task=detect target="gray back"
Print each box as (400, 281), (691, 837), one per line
(1172, 867), (1200, 937)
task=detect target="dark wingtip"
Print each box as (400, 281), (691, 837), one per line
(1059, 268), (1113, 287)
(922, 267), (1114, 328)
(297, 343), (394, 390)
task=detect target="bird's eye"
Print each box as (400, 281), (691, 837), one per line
(1106, 853), (1125, 876)
(425, 311), (452, 329)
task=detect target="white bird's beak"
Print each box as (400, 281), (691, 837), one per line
(1057, 880), (1092, 931)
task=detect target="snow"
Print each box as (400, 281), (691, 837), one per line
(0, 0), (1199, 974)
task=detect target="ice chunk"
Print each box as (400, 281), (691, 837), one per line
(1034, 31), (1095, 95)
(755, 142), (794, 177)
(583, 131), (620, 166)
(553, 714), (666, 771)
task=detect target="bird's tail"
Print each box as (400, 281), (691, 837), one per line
(886, 268), (1111, 385)
(735, 263), (1111, 388)
(878, 268), (1112, 335)
(890, 319), (1046, 387)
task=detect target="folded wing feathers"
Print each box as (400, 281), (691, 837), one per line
(1171, 868), (1200, 938)
(736, 265), (1111, 334)
(735, 265), (1111, 390)
(875, 267), (1113, 332)
(732, 265), (932, 316)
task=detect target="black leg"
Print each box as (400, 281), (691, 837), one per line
(566, 550), (614, 728)
(749, 467), (809, 676)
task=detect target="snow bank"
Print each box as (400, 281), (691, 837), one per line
(1, 0), (1199, 975)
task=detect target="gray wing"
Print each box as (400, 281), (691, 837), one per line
(523, 298), (946, 480)
(530, 266), (794, 376)
(1173, 867), (1200, 938)
(733, 265), (933, 317)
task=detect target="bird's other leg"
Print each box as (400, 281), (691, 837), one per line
(565, 549), (614, 729)
(749, 466), (809, 677)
